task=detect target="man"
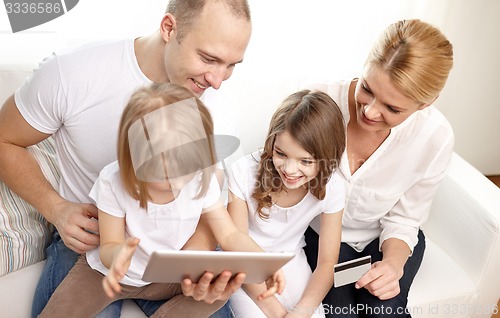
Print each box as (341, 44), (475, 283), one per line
(0, 0), (251, 316)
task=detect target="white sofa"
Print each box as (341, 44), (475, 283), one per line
(1, 67), (500, 318)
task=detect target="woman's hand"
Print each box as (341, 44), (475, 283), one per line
(102, 237), (140, 298)
(355, 258), (403, 300)
(257, 269), (286, 300)
(356, 238), (411, 300)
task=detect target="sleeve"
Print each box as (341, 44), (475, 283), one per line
(201, 174), (224, 210)
(14, 54), (68, 134)
(227, 156), (250, 202)
(323, 171), (346, 214)
(379, 132), (455, 253)
(89, 164), (125, 218)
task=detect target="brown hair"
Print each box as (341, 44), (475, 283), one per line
(251, 90), (345, 219)
(117, 83), (216, 209)
(166, 0), (251, 42)
(367, 19), (453, 105)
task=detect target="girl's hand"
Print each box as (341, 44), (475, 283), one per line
(102, 237), (140, 298)
(257, 269), (286, 300)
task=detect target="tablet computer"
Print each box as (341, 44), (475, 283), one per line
(142, 250), (295, 284)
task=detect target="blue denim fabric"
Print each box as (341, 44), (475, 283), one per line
(31, 231), (122, 318)
(134, 299), (234, 317)
(135, 243), (233, 318)
(304, 227), (425, 318)
(211, 301), (235, 318)
(32, 232), (232, 317)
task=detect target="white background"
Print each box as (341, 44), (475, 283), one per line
(0, 0), (499, 174)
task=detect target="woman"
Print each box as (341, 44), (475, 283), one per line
(303, 19), (454, 317)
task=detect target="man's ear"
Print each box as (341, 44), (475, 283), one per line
(160, 13), (177, 42)
(419, 94), (439, 110)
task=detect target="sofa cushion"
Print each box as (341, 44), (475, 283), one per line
(407, 238), (477, 318)
(0, 138), (59, 276)
(0, 261), (45, 317)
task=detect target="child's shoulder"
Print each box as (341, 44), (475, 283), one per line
(324, 170), (346, 200)
(97, 161), (121, 182)
(232, 151), (262, 171)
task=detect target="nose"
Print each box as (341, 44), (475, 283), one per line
(283, 159), (299, 175)
(205, 66), (230, 90)
(363, 101), (381, 120)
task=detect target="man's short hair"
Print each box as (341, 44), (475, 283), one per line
(166, 0), (251, 42)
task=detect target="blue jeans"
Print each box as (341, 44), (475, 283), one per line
(134, 297), (234, 317)
(32, 232), (122, 318)
(304, 227), (425, 318)
(32, 232), (233, 318)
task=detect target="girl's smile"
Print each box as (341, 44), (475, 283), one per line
(272, 131), (319, 191)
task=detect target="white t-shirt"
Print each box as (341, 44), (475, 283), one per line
(86, 161), (221, 287)
(305, 80), (455, 252)
(228, 152), (345, 253)
(15, 39), (237, 204)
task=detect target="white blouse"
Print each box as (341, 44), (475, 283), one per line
(306, 79), (455, 253)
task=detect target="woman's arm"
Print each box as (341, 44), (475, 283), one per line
(355, 238), (410, 300)
(287, 211), (343, 318)
(356, 147), (452, 300)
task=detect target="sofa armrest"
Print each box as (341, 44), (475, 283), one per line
(422, 152), (500, 313)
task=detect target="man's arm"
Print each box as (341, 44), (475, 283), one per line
(0, 95), (99, 253)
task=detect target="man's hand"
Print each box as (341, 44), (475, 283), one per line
(181, 270), (246, 304)
(50, 200), (100, 254)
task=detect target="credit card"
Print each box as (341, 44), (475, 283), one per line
(333, 255), (371, 288)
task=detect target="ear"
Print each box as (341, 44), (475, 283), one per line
(160, 13), (177, 42)
(419, 94), (439, 110)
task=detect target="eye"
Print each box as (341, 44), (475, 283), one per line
(300, 159), (315, 166)
(273, 148), (286, 158)
(201, 55), (216, 64)
(361, 83), (372, 94)
(386, 105), (402, 114)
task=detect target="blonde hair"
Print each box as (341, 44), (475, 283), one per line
(117, 83), (216, 209)
(367, 19), (453, 105)
(251, 90), (345, 219)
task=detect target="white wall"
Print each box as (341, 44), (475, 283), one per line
(228, 0), (500, 174)
(0, 0), (499, 174)
(426, 0), (500, 175)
